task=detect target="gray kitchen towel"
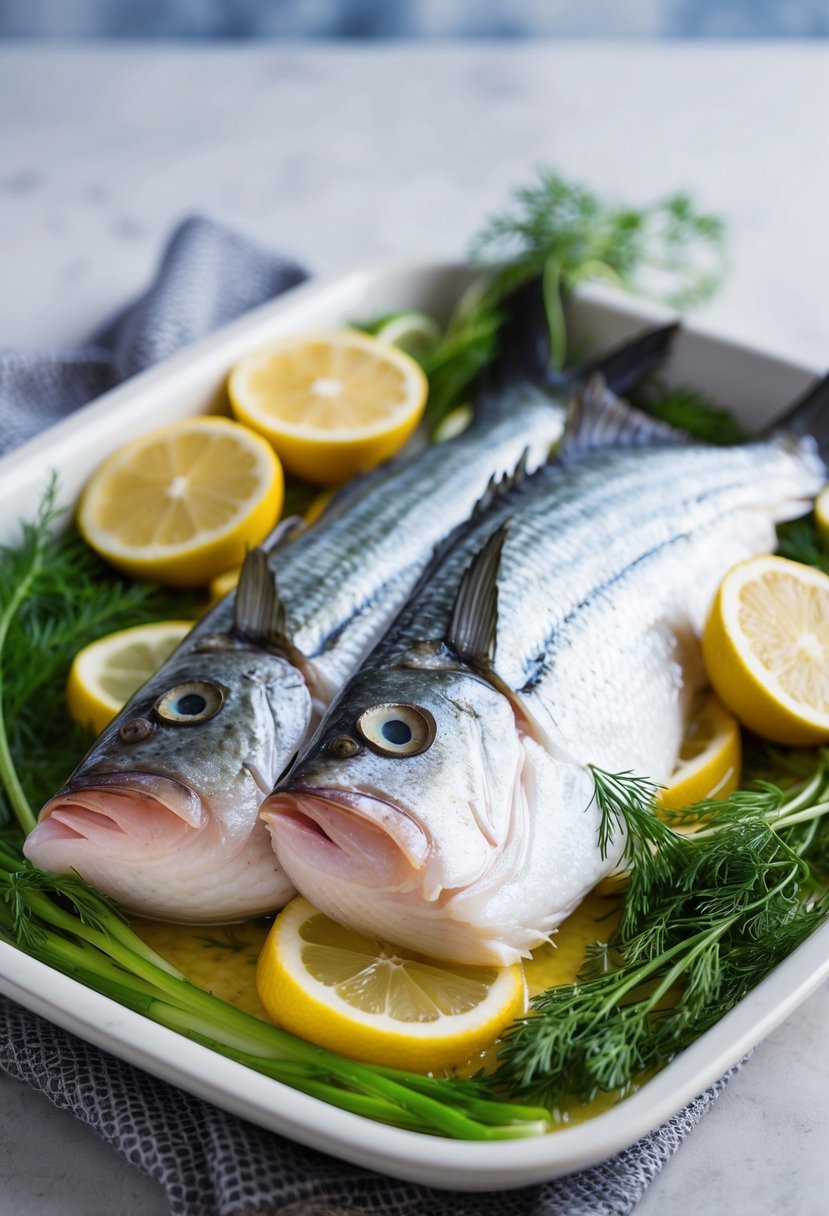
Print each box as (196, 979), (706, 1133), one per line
(0, 216), (735, 1215)
(0, 997), (741, 1216)
(0, 213), (307, 455)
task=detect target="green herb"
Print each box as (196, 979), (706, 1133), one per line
(469, 170), (724, 374)
(776, 516), (829, 574)
(0, 838), (546, 1138)
(362, 169), (725, 429)
(631, 379), (746, 446)
(281, 476), (320, 521)
(0, 479), (196, 828)
(195, 929), (249, 954)
(488, 759), (829, 1108)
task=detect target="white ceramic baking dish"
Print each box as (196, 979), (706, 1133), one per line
(0, 262), (826, 1190)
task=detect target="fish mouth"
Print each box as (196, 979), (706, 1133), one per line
(25, 772), (207, 861)
(262, 786), (429, 885)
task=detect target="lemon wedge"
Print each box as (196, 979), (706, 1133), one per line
(66, 620), (194, 735)
(256, 897), (526, 1072)
(78, 417), (284, 587)
(659, 692), (741, 813)
(228, 331), (428, 486)
(703, 554), (829, 745)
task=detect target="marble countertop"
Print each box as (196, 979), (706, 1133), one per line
(1, 41), (829, 1216)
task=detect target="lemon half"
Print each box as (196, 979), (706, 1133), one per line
(67, 620), (194, 734)
(703, 554), (829, 745)
(78, 416), (283, 587)
(659, 692), (741, 812)
(256, 897), (525, 1072)
(229, 331), (428, 486)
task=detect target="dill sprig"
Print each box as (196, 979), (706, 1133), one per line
(0, 479), (196, 829)
(359, 169), (725, 428)
(468, 170), (724, 375)
(631, 378), (746, 446)
(776, 516), (829, 574)
(489, 759), (829, 1108)
(471, 172), (724, 308)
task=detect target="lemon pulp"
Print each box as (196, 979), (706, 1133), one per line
(78, 416), (283, 587)
(255, 896), (525, 1072)
(66, 620), (194, 735)
(229, 331), (428, 485)
(703, 554), (829, 745)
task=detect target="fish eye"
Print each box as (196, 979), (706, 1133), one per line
(154, 680), (225, 725)
(356, 703), (436, 758)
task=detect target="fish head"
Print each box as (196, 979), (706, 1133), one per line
(263, 656), (533, 909)
(24, 635), (313, 919)
(264, 656), (606, 963)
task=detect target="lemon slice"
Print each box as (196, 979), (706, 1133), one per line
(78, 417), (284, 587)
(256, 897), (526, 1072)
(228, 331), (428, 486)
(373, 311), (442, 359)
(659, 692), (741, 812)
(703, 554), (829, 745)
(66, 620), (194, 735)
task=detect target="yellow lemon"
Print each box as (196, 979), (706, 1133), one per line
(702, 554), (829, 745)
(78, 417), (283, 587)
(659, 692), (741, 813)
(303, 487), (337, 526)
(228, 331), (428, 486)
(256, 897), (525, 1073)
(66, 620), (194, 735)
(206, 566), (242, 609)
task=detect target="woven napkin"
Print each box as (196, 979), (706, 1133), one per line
(0, 217), (737, 1215)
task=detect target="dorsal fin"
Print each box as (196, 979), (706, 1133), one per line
(447, 524), (509, 667)
(233, 548), (288, 648)
(471, 448), (531, 522)
(559, 374), (690, 465)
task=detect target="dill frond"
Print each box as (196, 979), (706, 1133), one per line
(489, 759), (829, 1108)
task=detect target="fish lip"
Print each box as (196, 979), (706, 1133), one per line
(40, 771), (207, 830)
(264, 785), (430, 868)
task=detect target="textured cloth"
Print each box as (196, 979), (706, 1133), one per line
(0, 998), (742, 1216)
(0, 214), (307, 455)
(0, 216), (734, 1215)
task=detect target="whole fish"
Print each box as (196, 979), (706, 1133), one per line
(24, 288), (675, 922)
(263, 375), (829, 964)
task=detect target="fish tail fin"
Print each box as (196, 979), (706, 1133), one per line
(483, 273), (678, 399)
(574, 322), (680, 397)
(764, 371), (829, 463)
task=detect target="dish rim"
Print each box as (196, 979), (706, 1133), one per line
(0, 259), (826, 1190)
